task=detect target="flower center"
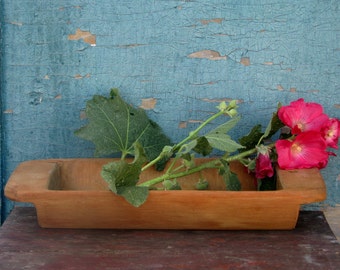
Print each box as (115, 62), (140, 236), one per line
(291, 143), (302, 154)
(327, 130), (334, 138)
(296, 122), (305, 131)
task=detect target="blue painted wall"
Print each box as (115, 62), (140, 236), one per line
(1, 0), (339, 221)
(0, 0), (3, 220)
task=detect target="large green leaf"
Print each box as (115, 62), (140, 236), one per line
(239, 105), (284, 152)
(75, 89), (171, 160)
(208, 116), (241, 135)
(116, 186), (149, 207)
(204, 117), (244, 153)
(238, 125), (263, 152)
(101, 142), (149, 207)
(205, 133), (244, 153)
(263, 111), (284, 139)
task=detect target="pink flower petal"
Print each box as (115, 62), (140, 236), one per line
(275, 131), (329, 169)
(322, 118), (340, 149)
(255, 152), (274, 179)
(278, 98), (329, 134)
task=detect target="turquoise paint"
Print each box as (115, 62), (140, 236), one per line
(1, 0), (339, 221)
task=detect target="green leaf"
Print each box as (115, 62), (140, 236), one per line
(154, 155), (171, 171)
(205, 133), (244, 152)
(238, 125), (263, 152)
(154, 145), (173, 171)
(219, 160), (241, 191)
(75, 88), (171, 160)
(224, 171), (241, 191)
(195, 179), (209, 190)
(264, 112), (285, 139)
(258, 174), (277, 191)
(204, 117), (244, 153)
(181, 153), (195, 169)
(240, 106), (284, 151)
(116, 186), (149, 207)
(176, 140), (197, 157)
(208, 116), (241, 135)
(101, 142), (149, 207)
(263, 117), (273, 139)
(193, 136), (213, 156)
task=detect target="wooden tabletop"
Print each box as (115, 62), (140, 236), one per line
(1, 207), (340, 270)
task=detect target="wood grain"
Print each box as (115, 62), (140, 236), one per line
(5, 158), (326, 230)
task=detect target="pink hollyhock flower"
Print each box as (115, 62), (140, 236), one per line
(275, 131), (329, 169)
(321, 118), (340, 149)
(255, 152), (274, 179)
(278, 98), (329, 134)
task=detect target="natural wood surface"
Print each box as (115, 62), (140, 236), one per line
(5, 159), (326, 230)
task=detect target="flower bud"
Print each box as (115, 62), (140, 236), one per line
(228, 100), (237, 109)
(195, 179), (209, 190)
(227, 108), (238, 117)
(163, 179), (182, 190)
(217, 101), (228, 112)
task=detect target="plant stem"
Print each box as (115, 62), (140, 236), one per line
(174, 110), (225, 149)
(139, 103), (259, 188)
(141, 110), (226, 172)
(138, 142), (276, 188)
(141, 154), (164, 171)
(138, 159), (220, 187)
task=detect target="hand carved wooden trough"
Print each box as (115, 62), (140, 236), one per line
(5, 158), (326, 230)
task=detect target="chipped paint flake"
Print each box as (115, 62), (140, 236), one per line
(178, 121), (187, 129)
(140, 98), (157, 110)
(188, 119), (204, 124)
(74, 73), (91, 79)
(10, 21), (23, 26)
(200, 18), (223, 25)
(188, 50), (226, 61)
(201, 98), (244, 104)
(290, 87), (297, 92)
(3, 109), (13, 114)
(191, 81), (216, 86)
(277, 85), (284, 91)
(334, 104), (340, 109)
(68, 28), (96, 46)
(80, 110), (87, 120)
(240, 57), (250, 66)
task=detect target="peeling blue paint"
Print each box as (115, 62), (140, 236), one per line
(1, 0), (340, 221)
